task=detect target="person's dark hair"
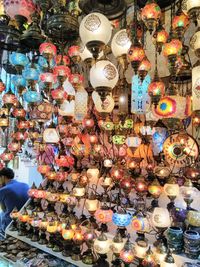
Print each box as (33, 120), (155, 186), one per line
(0, 168), (14, 179)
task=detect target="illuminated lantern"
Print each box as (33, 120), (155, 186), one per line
(75, 86), (88, 121)
(73, 228), (84, 245)
(163, 39), (182, 73)
(40, 72), (56, 89)
(112, 211), (132, 228)
(55, 155), (74, 168)
(111, 232), (125, 255)
(58, 100), (75, 117)
(51, 87), (68, 103)
(142, 247), (157, 267)
(4, 0), (36, 22)
(0, 80), (5, 93)
(154, 164), (171, 179)
(110, 167), (124, 182)
(138, 58), (151, 81)
(172, 12), (189, 38)
(152, 208), (171, 229)
(47, 221), (58, 233)
(148, 179), (163, 198)
(93, 233), (111, 254)
(62, 227), (74, 240)
(120, 238), (134, 264)
(8, 141), (21, 152)
(68, 45), (80, 63)
(180, 179), (199, 209)
(12, 105), (26, 119)
(16, 120), (30, 131)
(135, 177), (148, 194)
(23, 90), (41, 103)
(82, 118), (94, 128)
(39, 42), (57, 60)
(13, 131), (28, 142)
(3, 91), (18, 109)
(148, 76), (165, 106)
(154, 27), (168, 53)
(141, 0), (161, 34)
(10, 52), (28, 69)
(43, 124), (60, 144)
(0, 150), (14, 163)
(73, 185), (85, 198)
(134, 240), (148, 260)
(37, 165), (51, 175)
(192, 62), (200, 111)
(22, 66), (40, 82)
(12, 76), (26, 94)
(69, 73), (84, 88)
(0, 114), (9, 130)
(85, 197), (99, 214)
(79, 12), (112, 59)
(128, 43), (146, 74)
(53, 65), (71, 84)
(182, 0), (200, 25)
(95, 207), (113, 224)
(90, 60), (119, 101)
(120, 177), (134, 194)
(132, 214), (150, 233)
(164, 177), (180, 200)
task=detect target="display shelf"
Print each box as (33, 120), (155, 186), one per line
(5, 229), (87, 267)
(0, 252), (14, 266)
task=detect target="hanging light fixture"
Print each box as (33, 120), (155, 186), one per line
(172, 3), (189, 40)
(182, 0), (200, 25)
(141, 0), (162, 34)
(154, 24), (168, 54)
(79, 12), (112, 59)
(43, 123), (60, 144)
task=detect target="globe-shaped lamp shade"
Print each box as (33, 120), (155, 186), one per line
(111, 29), (131, 58)
(95, 208), (113, 224)
(12, 75), (26, 88)
(39, 42), (57, 60)
(152, 208), (171, 228)
(163, 39), (182, 57)
(22, 67), (40, 81)
(85, 199), (99, 213)
(93, 234), (111, 254)
(112, 212), (132, 227)
(148, 81), (165, 96)
(43, 127), (60, 144)
(90, 60), (119, 89)
(164, 183), (180, 198)
(23, 91), (41, 103)
(172, 13), (189, 31)
(10, 52), (28, 67)
(141, 2), (161, 33)
(4, 0), (36, 22)
(79, 12), (112, 46)
(190, 29), (200, 57)
(156, 29), (168, 44)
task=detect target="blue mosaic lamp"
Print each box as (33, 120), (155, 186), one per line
(10, 52), (28, 67)
(22, 67), (40, 81)
(23, 90), (42, 103)
(12, 75), (26, 88)
(112, 211), (132, 228)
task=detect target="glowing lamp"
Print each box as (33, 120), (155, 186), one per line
(10, 52), (28, 68)
(12, 107), (26, 118)
(46, 171), (57, 180)
(111, 167), (124, 182)
(90, 60), (119, 101)
(23, 90), (41, 103)
(62, 228), (74, 240)
(142, 247), (157, 266)
(164, 178), (180, 198)
(55, 155), (74, 167)
(180, 179), (198, 209)
(120, 239), (134, 264)
(154, 28), (168, 53)
(73, 229), (84, 245)
(128, 43), (146, 73)
(148, 80), (165, 98)
(69, 74), (84, 88)
(37, 165), (51, 175)
(135, 178), (148, 194)
(154, 165), (171, 179)
(85, 198), (99, 213)
(3, 91), (18, 109)
(134, 239), (148, 259)
(94, 233), (111, 254)
(112, 211), (132, 227)
(111, 232), (125, 255)
(0, 80), (5, 93)
(132, 214), (150, 233)
(53, 65), (71, 83)
(79, 12), (112, 59)
(120, 177), (134, 193)
(73, 185), (85, 197)
(141, 0), (161, 34)
(95, 208), (113, 224)
(163, 39), (182, 73)
(40, 73), (56, 88)
(172, 12), (189, 37)
(43, 125), (60, 144)
(87, 168), (99, 183)
(47, 221), (58, 233)
(152, 208), (171, 229)
(111, 29), (131, 58)
(100, 176), (112, 189)
(183, 0), (200, 25)
(68, 45), (80, 63)
(0, 150), (14, 162)
(22, 67), (40, 81)
(8, 142), (21, 152)
(0, 115), (8, 130)
(51, 87), (68, 103)
(148, 179), (163, 198)
(39, 42), (57, 60)
(138, 58), (151, 81)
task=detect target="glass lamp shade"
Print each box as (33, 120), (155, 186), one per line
(141, 1), (161, 33)
(3, 92), (18, 108)
(138, 58), (151, 72)
(8, 142), (21, 152)
(80, 45), (93, 61)
(190, 29), (200, 57)
(134, 242), (148, 259)
(160, 263), (177, 267)
(148, 179), (163, 198)
(68, 45), (80, 58)
(111, 238), (125, 255)
(93, 233), (111, 254)
(0, 115), (8, 128)
(73, 229), (84, 245)
(40, 73), (57, 85)
(164, 183), (180, 198)
(87, 168), (99, 182)
(0, 150), (14, 162)
(69, 74), (84, 87)
(180, 183), (198, 200)
(120, 240), (134, 264)
(4, 0), (36, 22)
(23, 91), (41, 103)
(12, 75), (26, 88)
(22, 67), (40, 81)
(53, 65), (71, 79)
(132, 214), (150, 233)
(10, 52), (28, 67)
(75, 86), (88, 121)
(43, 127), (60, 144)
(95, 208), (113, 223)
(55, 155), (74, 167)
(58, 100), (75, 117)
(148, 80), (165, 96)
(51, 87), (68, 102)
(85, 199), (99, 213)
(172, 13), (189, 32)
(73, 186), (85, 197)
(0, 80), (5, 93)
(12, 107), (26, 118)
(39, 42), (57, 60)
(128, 44), (146, 62)
(37, 165), (51, 175)
(100, 176), (112, 188)
(82, 118), (95, 128)
(79, 12), (112, 46)
(112, 212), (132, 227)
(16, 120), (30, 130)
(56, 55), (70, 66)
(163, 39), (182, 57)
(13, 131), (28, 141)
(90, 60), (119, 89)
(47, 222), (58, 233)
(111, 29), (131, 58)
(152, 208), (171, 228)
(155, 29), (168, 45)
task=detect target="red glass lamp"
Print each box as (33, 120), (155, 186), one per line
(68, 45), (81, 63)
(0, 80), (6, 93)
(138, 58), (151, 81)
(51, 87), (68, 104)
(154, 27), (168, 53)
(8, 141), (21, 152)
(39, 42), (57, 61)
(172, 12), (189, 39)
(40, 73), (57, 89)
(69, 73), (84, 88)
(53, 65), (71, 84)
(3, 91), (18, 109)
(141, 0), (162, 34)
(163, 39), (182, 73)
(128, 43), (146, 74)
(0, 150), (14, 163)
(56, 55), (70, 66)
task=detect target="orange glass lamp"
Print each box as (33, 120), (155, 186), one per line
(72, 228), (84, 261)
(120, 237), (135, 266)
(154, 26), (168, 53)
(0, 114), (9, 131)
(163, 39), (182, 73)
(37, 165), (52, 175)
(85, 196), (99, 215)
(148, 179), (163, 209)
(138, 58), (151, 81)
(141, 0), (162, 34)
(128, 43), (146, 74)
(172, 12), (189, 39)
(95, 206), (113, 232)
(142, 246), (157, 267)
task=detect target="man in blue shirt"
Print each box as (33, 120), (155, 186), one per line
(0, 168), (29, 232)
